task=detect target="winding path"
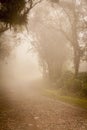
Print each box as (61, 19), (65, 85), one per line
(0, 81), (87, 130)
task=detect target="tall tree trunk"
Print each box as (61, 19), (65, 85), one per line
(74, 47), (80, 77)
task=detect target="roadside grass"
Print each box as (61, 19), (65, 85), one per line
(43, 89), (87, 109)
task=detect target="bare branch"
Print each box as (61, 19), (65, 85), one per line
(32, 0), (42, 8)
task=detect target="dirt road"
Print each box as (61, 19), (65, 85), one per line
(0, 82), (87, 130)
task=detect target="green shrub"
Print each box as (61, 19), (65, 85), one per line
(78, 72), (87, 83)
(81, 83), (87, 97)
(64, 78), (82, 92)
(55, 71), (87, 98)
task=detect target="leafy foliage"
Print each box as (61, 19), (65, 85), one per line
(0, 0), (32, 27)
(58, 71), (87, 98)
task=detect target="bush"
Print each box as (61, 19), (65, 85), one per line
(57, 71), (87, 98)
(81, 83), (87, 97)
(78, 72), (87, 83)
(64, 78), (82, 92)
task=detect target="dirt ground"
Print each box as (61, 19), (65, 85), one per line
(0, 82), (87, 130)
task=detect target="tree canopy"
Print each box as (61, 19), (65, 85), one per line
(0, 0), (32, 27)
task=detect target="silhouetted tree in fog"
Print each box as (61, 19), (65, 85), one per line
(0, 0), (41, 58)
(54, 0), (87, 77)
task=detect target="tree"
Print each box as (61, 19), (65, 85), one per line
(37, 0), (87, 77)
(38, 30), (68, 81)
(0, 0), (34, 29)
(0, 0), (30, 58)
(0, 0), (42, 29)
(55, 0), (87, 77)
(0, 0), (42, 59)
(29, 1), (69, 81)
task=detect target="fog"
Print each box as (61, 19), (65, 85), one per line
(0, 42), (42, 87)
(0, 0), (72, 88)
(0, 1), (87, 130)
(0, 0), (87, 87)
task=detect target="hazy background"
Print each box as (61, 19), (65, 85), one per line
(0, 42), (42, 87)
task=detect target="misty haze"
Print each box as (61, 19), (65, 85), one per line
(0, 0), (87, 130)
